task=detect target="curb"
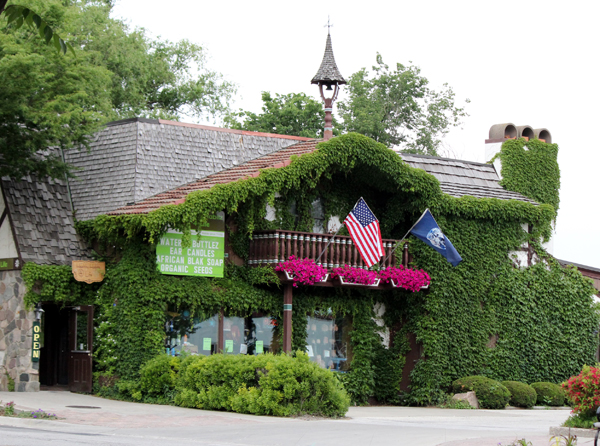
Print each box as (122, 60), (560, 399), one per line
(549, 426), (597, 438)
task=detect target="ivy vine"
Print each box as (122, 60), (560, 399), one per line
(23, 134), (597, 405)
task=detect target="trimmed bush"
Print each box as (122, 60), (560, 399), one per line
(138, 354), (181, 403)
(138, 352), (349, 417)
(452, 376), (510, 409)
(531, 382), (565, 406)
(501, 381), (537, 408)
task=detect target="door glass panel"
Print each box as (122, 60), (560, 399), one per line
(75, 310), (89, 351)
(306, 315), (351, 371)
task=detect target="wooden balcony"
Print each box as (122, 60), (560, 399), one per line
(248, 229), (402, 270)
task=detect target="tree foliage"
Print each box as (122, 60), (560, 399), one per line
(64, 1), (236, 121)
(1, 3), (72, 54)
(337, 54), (469, 156)
(0, 2), (112, 179)
(0, 0), (236, 180)
(226, 92), (337, 138)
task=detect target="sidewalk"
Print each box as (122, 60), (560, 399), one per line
(0, 391), (580, 446)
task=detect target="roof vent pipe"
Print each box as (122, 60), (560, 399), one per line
(534, 128), (552, 144)
(516, 125), (535, 141)
(488, 123), (517, 140)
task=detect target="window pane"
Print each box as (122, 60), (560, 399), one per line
(168, 313), (218, 356)
(75, 310), (88, 351)
(222, 315), (277, 355)
(247, 316), (277, 355)
(223, 316), (245, 354)
(306, 315), (351, 371)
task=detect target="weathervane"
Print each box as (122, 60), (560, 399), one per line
(324, 16), (333, 33)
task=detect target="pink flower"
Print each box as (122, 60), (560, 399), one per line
(275, 256), (328, 287)
(331, 265), (378, 285)
(378, 266), (431, 292)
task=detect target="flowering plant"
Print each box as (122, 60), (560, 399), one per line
(275, 256), (328, 287)
(378, 266), (430, 292)
(563, 365), (600, 414)
(331, 265), (379, 286)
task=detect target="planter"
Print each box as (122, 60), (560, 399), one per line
(390, 279), (429, 290)
(284, 271), (329, 284)
(338, 276), (380, 287)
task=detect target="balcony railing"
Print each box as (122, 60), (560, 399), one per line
(248, 229), (401, 269)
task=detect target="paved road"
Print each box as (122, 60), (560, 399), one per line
(0, 391), (581, 446)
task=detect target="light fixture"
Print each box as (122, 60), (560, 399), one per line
(34, 303), (44, 321)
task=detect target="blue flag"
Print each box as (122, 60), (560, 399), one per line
(410, 209), (462, 267)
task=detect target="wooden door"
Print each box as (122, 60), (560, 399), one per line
(68, 305), (94, 393)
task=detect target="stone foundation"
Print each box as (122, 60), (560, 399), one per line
(0, 270), (39, 391)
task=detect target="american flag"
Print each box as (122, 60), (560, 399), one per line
(344, 198), (384, 267)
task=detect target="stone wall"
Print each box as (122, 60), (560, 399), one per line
(0, 270), (39, 392)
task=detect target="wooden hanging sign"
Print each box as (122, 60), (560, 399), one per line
(72, 260), (105, 284)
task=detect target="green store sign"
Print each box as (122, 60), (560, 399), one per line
(156, 213), (225, 278)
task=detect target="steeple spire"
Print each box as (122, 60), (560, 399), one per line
(312, 29), (345, 141)
(311, 32), (346, 86)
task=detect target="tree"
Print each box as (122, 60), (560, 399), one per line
(0, 7), (112, 179)
(0, 2), (72, 54)
(0, 0), (236, 180)
(64, 0), (236, 122)
(226, 92), (338, 139)
(337, 54), (469, 156)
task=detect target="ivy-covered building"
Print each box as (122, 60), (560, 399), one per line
(1, 33), (598, 402)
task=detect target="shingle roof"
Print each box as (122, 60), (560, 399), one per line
(2, 176), (90, 265)
(108, 140), (320, 215)
(65, 118), (313, 221)
(400, 153), (537, 204)
(311, 33), (346, 85)
(110, 143), (539, 217)
(557, 259), (600, 274)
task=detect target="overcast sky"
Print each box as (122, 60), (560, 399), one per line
(112, 0), (600, 268)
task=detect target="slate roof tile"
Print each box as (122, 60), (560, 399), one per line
(65, 119), (312, 220)
(109, 140), (320, 215)
(2, 173), (91, 265)
(400, 153), (537, 204)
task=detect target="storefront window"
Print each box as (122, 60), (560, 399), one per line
(166, 310), (277, 356)
(167, 312), (218, 356)
(223, 314), (277, 355)
(306, 314), (351, 371)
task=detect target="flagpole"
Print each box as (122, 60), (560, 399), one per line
(381, 209), (430, 265)
(315, 225), (343, 263)
(316, 197), (362, 264)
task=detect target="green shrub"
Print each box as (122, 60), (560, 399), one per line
(138, 354), (181, 403)
(531, 382), (565, 406)
(501, 381), (537, 408)
(452, 376), (510, 409)
(562, 411), (596, 429)
(152, 352), (350, 417)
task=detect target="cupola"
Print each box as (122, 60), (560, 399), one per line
(312, 31), (346, 140)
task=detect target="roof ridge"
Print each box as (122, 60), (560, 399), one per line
(103, 117), (315, 141)
(400, 153), (493, 168)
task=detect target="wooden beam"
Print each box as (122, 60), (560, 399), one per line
(283, 284), (293, 353)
